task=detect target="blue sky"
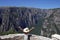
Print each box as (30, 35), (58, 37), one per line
(0, 0), (60, 9)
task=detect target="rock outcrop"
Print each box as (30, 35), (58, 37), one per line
(0, 34), (51, 40)
(51, 34), (60, 40)
(1, 33), (60, 40)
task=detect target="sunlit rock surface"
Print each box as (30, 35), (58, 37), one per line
(0, 34), (24, 40)
(51, 34), (60, 40)
(0, 34), (51, 40)
(0, 34), (60, 40)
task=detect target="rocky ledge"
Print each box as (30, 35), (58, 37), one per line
(0, 34), (60, 40)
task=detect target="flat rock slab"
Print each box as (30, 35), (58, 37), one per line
(30, 35), (51, 40)
(0, 34), (24, 40)
(0, 34), (51, 40)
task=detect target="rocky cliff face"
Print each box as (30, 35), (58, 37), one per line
(0, 7), (60, 37)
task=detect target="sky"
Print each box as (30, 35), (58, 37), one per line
(0, 0), (60, 9)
